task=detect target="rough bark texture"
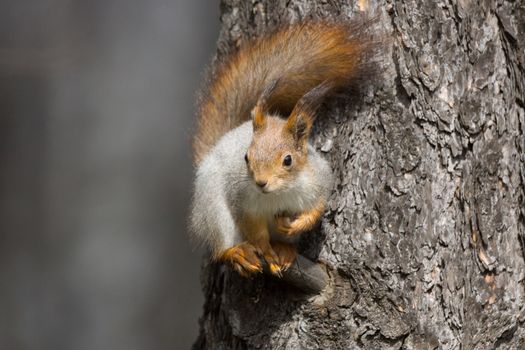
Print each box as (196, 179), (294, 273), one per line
(194, 0), (525, 349)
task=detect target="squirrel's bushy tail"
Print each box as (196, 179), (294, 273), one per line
(193, 19), (380, 164)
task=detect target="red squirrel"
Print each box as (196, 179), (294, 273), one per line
(190, 20), (377, 277)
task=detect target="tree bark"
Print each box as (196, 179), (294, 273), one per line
(194, 0), (525, 349)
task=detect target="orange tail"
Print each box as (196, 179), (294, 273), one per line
(193, 19), (380, 164)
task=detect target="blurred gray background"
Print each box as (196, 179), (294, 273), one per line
(0, 1), (219, 349)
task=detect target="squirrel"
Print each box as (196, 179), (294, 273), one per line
(190, 20), (377, 277)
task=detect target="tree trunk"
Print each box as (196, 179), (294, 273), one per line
(193, 0), (525, 349)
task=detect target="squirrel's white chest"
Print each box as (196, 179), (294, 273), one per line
(240, 173), (318, 219)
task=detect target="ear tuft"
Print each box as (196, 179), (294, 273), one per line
(285, 113), (310, 145)
(285, 79), (336, 145)
(251, 104), (266, 130)
(252, 79), (280, 131)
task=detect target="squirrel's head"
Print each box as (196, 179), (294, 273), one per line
(245, 80), (334, 194)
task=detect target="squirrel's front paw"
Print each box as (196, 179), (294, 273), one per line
(275, 215), (304, 236)
(221, 243), (263, 277)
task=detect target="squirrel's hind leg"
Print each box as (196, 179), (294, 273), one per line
(217, 239), (297, 278)
(237, 214), (286, 277)
(258, 240), (285, 277)
(219, 242), (263, 277)
(270, 241), (297, 272)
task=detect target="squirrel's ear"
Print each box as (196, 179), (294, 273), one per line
(286, 80), (336, 145)
(252, 79), (280, 131)
(251, 104), (266, 130)
(285, 112), (311, 146)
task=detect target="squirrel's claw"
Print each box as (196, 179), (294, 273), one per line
(262, 245), (284, 278)
(268, 263), (283, 278)
(272, 241), (297, 272)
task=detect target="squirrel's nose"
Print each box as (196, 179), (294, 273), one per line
(255, 180), (267, 188)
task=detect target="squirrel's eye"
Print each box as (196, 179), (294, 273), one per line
(283, 154), (292, 167)
(244, 154), (249, 163)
